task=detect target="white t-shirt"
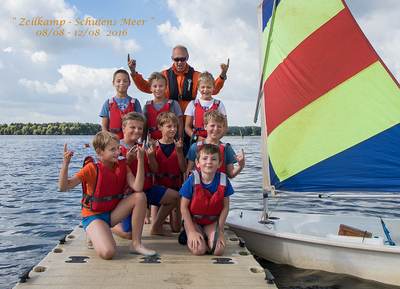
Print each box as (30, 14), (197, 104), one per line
(184, 99), (226, 126)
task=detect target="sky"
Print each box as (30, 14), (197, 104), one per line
(1, 0), (400, 127)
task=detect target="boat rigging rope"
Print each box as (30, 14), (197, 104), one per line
(262, 193), (283, 230)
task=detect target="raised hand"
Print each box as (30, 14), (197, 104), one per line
(220, 58), (230, 78)
(127, 53), (137, 76)
(136, 143), (146, 161)
(234, 148), (245, 169)
(146, 138), (156, 159)
(174, 138), (183, 152)
(63, 143), (74, 165)
(126, 145), (138, 163)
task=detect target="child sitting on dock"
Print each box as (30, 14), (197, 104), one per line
(180, 144), (234, 255)
(152, 111), (187, 232)
(59, 131), (156, 259)
(111, 112), (180, 238)
(185, 110), (245, 179)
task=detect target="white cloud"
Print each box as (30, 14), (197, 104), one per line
(31, 51), (48, 62)
(3, 47), (12, 52)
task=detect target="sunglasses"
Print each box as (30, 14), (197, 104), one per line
(173, 57), (187, 62)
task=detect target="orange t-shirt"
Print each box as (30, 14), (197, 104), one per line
(76, 161), (132, 218)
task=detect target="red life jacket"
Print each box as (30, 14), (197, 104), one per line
(109, 97), (136, 139)
(81, 156), (127, 212)
(167, 65), (195, 101)
(189, 170), (227, 225)
(196, 141), (228, 174)
(119, 142), (152, 192)
(154, 142), (182, 189)
(193, 99), (220, 137)
(146, 99), (172, 140)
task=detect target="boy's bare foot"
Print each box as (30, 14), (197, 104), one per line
(149, 226), (174, 237)
(144, 216), (151, 224)
(86, 234), (93, 249)
(130, 244), (156, 256)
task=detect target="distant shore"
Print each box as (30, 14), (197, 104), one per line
(0, 122), (261, 136)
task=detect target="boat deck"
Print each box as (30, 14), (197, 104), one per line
(13, 224), (276, 288)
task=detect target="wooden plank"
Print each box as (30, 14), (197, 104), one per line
(13, 224), (277, 288)
(338, 224), (372, 238)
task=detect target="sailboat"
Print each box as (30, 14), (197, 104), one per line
(226, 0), (400, 286)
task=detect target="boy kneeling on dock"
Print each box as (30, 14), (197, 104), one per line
(59, 131), (156, 259)
(180, 144), (234, 255)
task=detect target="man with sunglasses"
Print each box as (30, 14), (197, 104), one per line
(127, 45), (229, 122)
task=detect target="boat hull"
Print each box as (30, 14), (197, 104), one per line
(226, 210), (400, 286)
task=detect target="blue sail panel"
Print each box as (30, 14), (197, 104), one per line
(271, 123), (400, 192)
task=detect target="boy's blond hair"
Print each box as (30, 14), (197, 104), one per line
(92, 131), (119, 151)
(157, 111), (178, 127)
(122, 112), (146, 128)
(112, 69), (130, 82)
(204, 110), (226, 127)
(198, 71), (215, 87)
(148, 72), (167, 87)
(196, 144), (222, 163)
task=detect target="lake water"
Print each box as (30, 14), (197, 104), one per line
(0, 135), (399, 289)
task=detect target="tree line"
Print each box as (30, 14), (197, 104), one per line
(0, 122), (101, 135)
(0, 122), (261, 136)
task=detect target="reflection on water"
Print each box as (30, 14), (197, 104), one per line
(0, 135), (399, 288)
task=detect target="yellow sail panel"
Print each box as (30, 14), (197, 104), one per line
(262, 0), (345, 83)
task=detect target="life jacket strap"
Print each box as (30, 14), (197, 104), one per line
(154, 173), (180, 180)
(82, 192), (125, 203)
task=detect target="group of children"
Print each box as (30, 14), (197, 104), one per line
(59, 64), (245, 259)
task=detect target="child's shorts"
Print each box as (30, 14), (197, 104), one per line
(81, 211), (111, 231)
(121, 185), (168, 233)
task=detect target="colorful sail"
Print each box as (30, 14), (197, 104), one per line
(261, 0), (400, 192)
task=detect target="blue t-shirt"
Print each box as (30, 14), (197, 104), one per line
(99, 96), (142, 119)
(179, 171), (234, 200)
(186, 141), (236, 169)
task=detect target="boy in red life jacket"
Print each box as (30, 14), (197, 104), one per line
(142, 72), (183, 143)
(180, 144), (234, 255)
(100, 69), (142, 139)
(184, 71), (228, 144)
(111, 112), (180, 238)
(59, 131), (156, 259)
(185, 110), (245, 179)
(152, 111), (187, 232)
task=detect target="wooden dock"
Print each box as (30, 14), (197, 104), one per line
(13, 224), (277, 288)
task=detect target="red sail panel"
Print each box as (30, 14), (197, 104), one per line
(264, 8), (379, 135)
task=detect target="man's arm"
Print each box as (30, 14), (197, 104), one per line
(127, 53), (152, 94)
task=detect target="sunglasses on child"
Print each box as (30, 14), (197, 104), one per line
(172, 57), (187, 62)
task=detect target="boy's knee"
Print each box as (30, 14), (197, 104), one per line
(132, 191), (147, 204)
(98, 247), (116, 260)
(213, 246), (225, 256)
(170, 189), (180, 201)
(192, 247), (207, 256)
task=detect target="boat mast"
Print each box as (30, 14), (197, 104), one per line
(256, 1), (277, 195)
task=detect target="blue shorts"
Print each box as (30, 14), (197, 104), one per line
(81, 211), (111, 231)
(121, 185), (168, 233)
